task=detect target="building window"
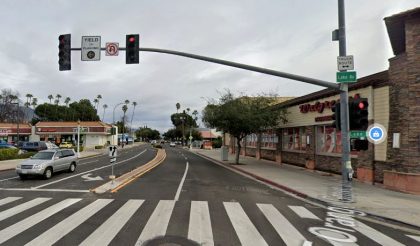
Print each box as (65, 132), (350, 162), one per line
(261, 130), (278, 149)
(246, 134), (257, 147)
(316, 126), (342, 154)
(282, 127), (307, 151)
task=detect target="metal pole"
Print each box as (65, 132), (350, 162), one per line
(71, 47), (340, 91)
(16, 103), (20, 144)
(338, 0), (352, 202)
(77, 120), (80, 158)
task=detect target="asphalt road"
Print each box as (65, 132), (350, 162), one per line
(0, 145), (419, 245)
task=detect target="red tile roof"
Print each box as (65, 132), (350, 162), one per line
(35, 121), (110, 127)
(0, 123), (32, 129)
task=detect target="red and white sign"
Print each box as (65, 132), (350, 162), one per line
(105, 42), (119, 56)
(0, 129), (10, 136)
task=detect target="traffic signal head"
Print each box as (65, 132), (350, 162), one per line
(58, 34), (71, 71)
(351, 139), (369, 151)
(350, 98), (369, 130)
(331, 102), (341, 130)
(126, 34), (139, 64)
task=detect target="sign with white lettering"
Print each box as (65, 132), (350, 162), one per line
(81, 36), (101, 61)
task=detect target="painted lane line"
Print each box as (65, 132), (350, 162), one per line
(224, 202), (268, 246)
(0, 198), (51, 222)
(0, 198), (81, 244)
(33, 149), (147, 189)
(136, 200), (175, 245)
(302, 241), (313, 246)
(80, 200), (144, 246)
(288, 206), (321, 220)
(0, 188), (90, 193)
(0, 176), (19, 182)
(354, 220), (404, 246)
(174, 162), (189, 201)
(26, 199), (113, 246)
(79, 159), (99, 166)
(258, 204), (307, 246)
(188, 201), (214, 246)
(0, 197), (22, 206)
(407, 235), (420, 242)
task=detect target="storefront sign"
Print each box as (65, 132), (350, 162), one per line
(315, 115), (334, 122)
(38, 128), (56, 132)
(300, 100), (337, 114)
(0, 129), (10, 136)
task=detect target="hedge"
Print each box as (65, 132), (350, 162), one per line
(0, 149), (35, 161)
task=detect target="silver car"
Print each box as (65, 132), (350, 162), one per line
(16, 149), (78, 179)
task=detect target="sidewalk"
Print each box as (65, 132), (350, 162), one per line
(193, 148), (420, 228)
(0, 142), (144, 171)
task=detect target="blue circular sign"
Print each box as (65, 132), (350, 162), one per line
(367, 123), (387, 144)
(369, 127), (383, 140)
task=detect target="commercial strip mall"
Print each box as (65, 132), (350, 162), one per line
(226, 8), (420, 194)
(0, 121), (118, 149)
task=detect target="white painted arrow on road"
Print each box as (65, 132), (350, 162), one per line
(81, 173), (104, 181)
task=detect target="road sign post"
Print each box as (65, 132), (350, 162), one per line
(350, 130), (366, 139)
(337, 55), (354, 70)
(337, 71), (357, 83)
(81, 36), (101, 61)
(109, 145), (118, 181)
(105, 42), (119, 56)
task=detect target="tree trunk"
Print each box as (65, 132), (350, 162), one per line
(235, 137), (241, 164)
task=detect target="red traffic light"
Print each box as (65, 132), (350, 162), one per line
(128, 36), (136, 43)
(358, 101), (368, 109)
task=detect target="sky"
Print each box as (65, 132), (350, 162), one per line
(0, 0), (419, 133)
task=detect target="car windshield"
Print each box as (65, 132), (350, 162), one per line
(31, 152), (54, 160)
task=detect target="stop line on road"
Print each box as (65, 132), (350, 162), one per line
(0, 196), (417, 245)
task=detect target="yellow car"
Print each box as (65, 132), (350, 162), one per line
(59, 142), (73, 148)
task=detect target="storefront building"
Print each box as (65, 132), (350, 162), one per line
(35, 121), (116, 148)
(0, 123), (32, 143)
(226, 8), (420, 194)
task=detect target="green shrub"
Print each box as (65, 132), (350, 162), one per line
(18, 151), (36, 159)
(73, 146), (84, 152)
(0, 149), (19, 161)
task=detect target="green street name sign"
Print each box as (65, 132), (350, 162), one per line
(350, 130), (366, 139)
(337, 71), (357, 83)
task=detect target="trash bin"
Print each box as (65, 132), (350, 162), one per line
(221, 146), (228, 161)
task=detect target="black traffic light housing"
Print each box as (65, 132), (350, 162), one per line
(126, 34), (139, 64)
(349, 98), (369, 130)
(351, 139), (369, 151)
(58, 34), (71, 71)
(331, 102), (341, 130)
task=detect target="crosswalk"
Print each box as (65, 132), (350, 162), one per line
(0, 196), (418, 246)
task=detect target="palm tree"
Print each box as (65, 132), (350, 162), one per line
(96, 95), (102, 110)
(124, 99), (130, 105)
(122, 104), (128, 138)
(130, 101), (137, 136)
(102, 104), (108, 122)
(54, 99), (59, 105)
(25, 94), (33, 105)
(93, 98), (99, 109)
(55, 94), (62, 105)
(48, 94), (53, 104)
(31, 98), (38, 119)
(64, 97), (71, 107)
(176, 103), (180, 113)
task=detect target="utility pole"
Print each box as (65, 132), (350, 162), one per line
(338, 0), (353, 202)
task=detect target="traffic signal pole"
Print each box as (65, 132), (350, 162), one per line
(338, 0), (353, 202)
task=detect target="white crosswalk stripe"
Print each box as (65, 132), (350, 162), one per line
(354, 220), (405, 246)
(26, 199), (113, 246)
(0, 198), (81, 244)
(136, 200), (176, 245)
(0, 196), (411, 246)
(0, 197), (51, 222)
(188, 201), (214, 246)
(258, 203), (308, 246)
(0, 197), (22, 206)
(224, 202), (268, 246)
(80, 199), (144, 246)
(289, 205), (321, 220)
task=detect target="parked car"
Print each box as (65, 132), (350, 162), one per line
(59, 142), (73, 148)
(170, 142), (176, 147)
(16, 149), (78, 179)
(21, 141), (59, 152)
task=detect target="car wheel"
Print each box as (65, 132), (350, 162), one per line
(43, 167), (53, 179)
(68, 163), (76, 173)
(19, 174), (27, 180)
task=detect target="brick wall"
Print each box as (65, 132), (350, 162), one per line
(261, 149), (276, 161)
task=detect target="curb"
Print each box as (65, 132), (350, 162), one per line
(193, 151), (420, 231)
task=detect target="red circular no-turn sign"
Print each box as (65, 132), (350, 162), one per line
(105, 42), (119, 56)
